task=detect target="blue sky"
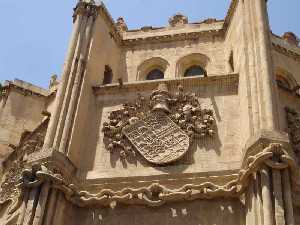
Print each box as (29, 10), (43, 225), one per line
(0, 0), (299, 89)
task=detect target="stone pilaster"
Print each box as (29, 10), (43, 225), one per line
(41, 1), (98, 160)
(242, 0), (279, 135)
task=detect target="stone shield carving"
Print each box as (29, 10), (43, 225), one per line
(102, 83), (215, 165)
(123, 111), (189, 164)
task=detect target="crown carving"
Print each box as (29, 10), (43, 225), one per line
(169, 13), (188, 27)
(116, 17), (128, 32)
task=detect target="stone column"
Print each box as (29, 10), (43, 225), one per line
(252, 0), (278, 131)
(32, 183), (50, 225)
(23, 188), (40, 225)
(272, 169), (285, 225)
(282, 169), (295, 225)
(246, 177), (256, 225)
(16, 190), (29, 225)
(53, 14), (89, 151)
(43, 189), (58, 225)
(243, 0), (261, 135)
(43, 3), (85, 151)
(260, 166), (274, 225)
(59, 9), (96, 154)
(51, 193), (68, 225)
(254, 173), (263, 225)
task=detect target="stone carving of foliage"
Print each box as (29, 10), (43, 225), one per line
(286, 107), (300, 156)
(0, 119), (48, 203)
(0, 161), (24, 203)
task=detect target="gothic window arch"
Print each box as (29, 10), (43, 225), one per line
(102, 65), (113, 85)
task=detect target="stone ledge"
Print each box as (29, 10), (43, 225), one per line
(93, 73), (239, 96)
(3, 79), (50, 98)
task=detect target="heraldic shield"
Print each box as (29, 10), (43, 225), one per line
(123, 111), (190, 165)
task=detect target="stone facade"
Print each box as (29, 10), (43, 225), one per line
(0, 0), (300, 224)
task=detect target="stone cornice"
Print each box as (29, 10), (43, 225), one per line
(2, 80), (50, 98)
(70, 0), (240, 47)
(122, 29), (223, 46)
(83, 1), (234, 47)
(93, 73), (239, 96)
(272, 42), (300, 62)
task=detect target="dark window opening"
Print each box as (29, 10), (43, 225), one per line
(146, 69), (164, 80)
(229, 51), (234, 72)
(102, 65), (113, 85)
(276, 75), (291, 90)
(184, 65), (206, 77)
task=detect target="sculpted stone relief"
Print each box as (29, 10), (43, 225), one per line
(0, 160), (24, 204)
(0, 120), (48, 204)
(102, 83), (215, 165)
(1, 143), (299, 211)
(286, 107), (300, 157)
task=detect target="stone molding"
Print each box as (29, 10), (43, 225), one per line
(1, 143), (299, 211)
(93, 73), (239, 96)
(122, 29), (222, 46)
(272, 42), (300, 62)
(1, 81), (49, 99)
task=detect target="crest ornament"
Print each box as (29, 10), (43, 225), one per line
(102, 83), (215, 165)
(123, 111), (189, 164)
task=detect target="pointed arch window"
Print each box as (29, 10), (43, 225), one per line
(146, 69), (164, 80)
(184, 65), (206, 77)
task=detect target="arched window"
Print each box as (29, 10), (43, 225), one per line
(184, 65), (206, 77)
(146, 69), (164, 80)
(102, 65), (113, 85)
(276, 75), (291, 90)
(137, 57), (169, 81)
(176, 53), (210, 78)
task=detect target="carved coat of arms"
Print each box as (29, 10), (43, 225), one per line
(102, 83), (215, 165)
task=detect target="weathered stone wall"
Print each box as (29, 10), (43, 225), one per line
(123, 35), (226, 81)
(0, 80), (48, 162)
(272, 50), (300, 84)
(85, 14), (123, 85)
(71, 199), (245, 225)
(224, 0), (251, 150)
(86, 75), (241, 181)
(276, 90), (300, 132)
(271, 41), (300, 132)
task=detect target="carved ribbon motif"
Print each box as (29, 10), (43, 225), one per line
(102, 84), (215, 163)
